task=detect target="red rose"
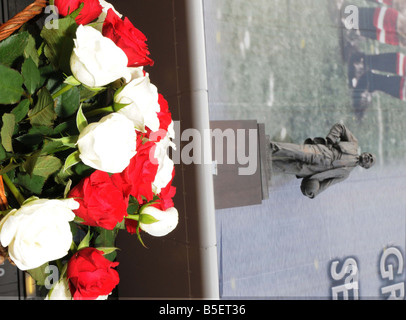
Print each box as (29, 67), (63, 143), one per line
(54, 0), (103, 25)
(157, 94), (173, 132)
(67, 247), (119, 300)
(102, 9), (154, 67)
(69, 170), (131, 230)
(111, 133), (159, 204)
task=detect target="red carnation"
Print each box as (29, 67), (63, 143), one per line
(54, 0), (103, 25)
(69, 170), (131, 230)
(102, 9), (154, 67)
(67, 247), (119, 300)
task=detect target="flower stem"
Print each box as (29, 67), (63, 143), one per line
(125, 214), (140, 221)
(2, 174), (25, 206)
(52, 84), (73, 100)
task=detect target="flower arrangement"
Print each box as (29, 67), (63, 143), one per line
(0, 0), (178, 300)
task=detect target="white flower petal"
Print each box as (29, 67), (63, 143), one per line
(77, 113), (137, 173)
(70, 25), (131, 88)
(115, 73), (160, 132)
(140, 207), (179, 237)
(0, 199), (77, 271)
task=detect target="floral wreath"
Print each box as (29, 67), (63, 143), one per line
(0, 0), (178, 300)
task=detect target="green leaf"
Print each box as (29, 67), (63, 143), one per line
(77, 229), (92, 251)
(140, 213), (160, 225)
(0, 144), (6, 162)
(21, 57), (41, 95)
(41, 136), (78, 155)
(27, 263), (49, 286)
(79, 86), (101, 101)
(16, 132), (45, 147)
(1, 113), (16, 152)
(14, 173), (46, 195)
(28, 88), (57, 127)
(55, 166), (74, 185)
(41, 16), (78, 73)
(55, 86), (80, 118)
(64, 76), (81, 86)
(11, 99), (30, 123)
(76, 104), (88, 133)
(73, 215), (85, 224)
(95, 228), (119, 261)
(0, 32), (30, 67)
(23, 155), (62, 179)
(39, 64), (55, 89)
(16, 125), (56, 149)
(63, 179), (72, 198)
(52, 122), (71, 135)
(63, 150), (81, 172)
(23, 34), (39, 67)
(127, 203), (139, 215)
(0, 64), (24, 105)
(97, 247), (120, 256)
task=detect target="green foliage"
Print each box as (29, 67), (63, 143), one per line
(28, 88), (57, 127)
(63, 150), (81, 172)
(23, 154), (62, 179)
(21, 58), (41, 95)
(41, 16), (78, 74)
(55, 86), (80, 118)
(1, 113), (16, 152)
(0, 64), (24, 104)
(11, 99), (30, 123)
(76, 104), (88, 133)
(0, 32), (31, 67)
(95, 228), (119, 262)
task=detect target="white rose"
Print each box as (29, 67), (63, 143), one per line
(152, 134), (175, 194)
(140, 206), (179, 237)
(115, 72), (161, 132)
(45, 278), (72, 300)
(77, 113), (137, 173)
(70, 25), (131, 88)
(0, 198), (78, 271)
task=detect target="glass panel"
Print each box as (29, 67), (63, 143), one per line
(204, 0), (406, 299)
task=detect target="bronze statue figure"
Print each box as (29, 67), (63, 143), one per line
(270, 123), (376, 199)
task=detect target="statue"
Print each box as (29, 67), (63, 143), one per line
(270, 123), (376, 199)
